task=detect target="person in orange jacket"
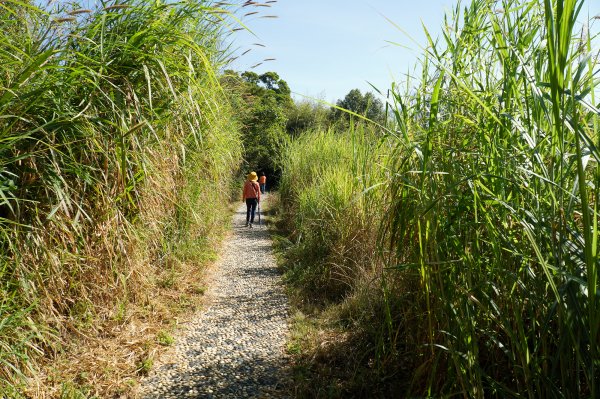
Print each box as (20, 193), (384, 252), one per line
(258, 172), (267, 194)
(242, 171), (261, 228)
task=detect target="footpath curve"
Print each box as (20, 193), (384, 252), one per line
(139, 197), (290, 398)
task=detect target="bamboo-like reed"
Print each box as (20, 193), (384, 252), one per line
(383, 0), (599, 396)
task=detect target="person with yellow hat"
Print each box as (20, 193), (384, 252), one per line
(242, 171), (261, 227)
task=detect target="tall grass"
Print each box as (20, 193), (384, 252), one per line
(277, 125), (409, 396)
(278, 126), (388, 301)
(0, 0), (241, 394)
(384, 0), (599, 396)
(278, 0), (599, 397)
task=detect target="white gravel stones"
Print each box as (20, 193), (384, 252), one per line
(140, 199), (290, 398)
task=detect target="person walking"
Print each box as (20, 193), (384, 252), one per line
(242, 171), (261, 228)
(258, 172), (267, 194)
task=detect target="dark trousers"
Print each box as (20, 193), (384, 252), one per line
(245, 198), (258, 223)
(259, 183), (266, 194)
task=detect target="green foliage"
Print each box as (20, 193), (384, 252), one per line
(383, 0), (600, 396)
(278, 125), (388, 301)
(136, 355), (153, 376)
(241, 71), (292, 104)
(156, 330), (175, 346)
(278, 1), (600, 397)
(331, 88), (386, 125)
(286, 99), (331, 137)
(277, 126), (404, 396)
(222, 70), (293, 178)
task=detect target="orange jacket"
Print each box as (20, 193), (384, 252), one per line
(258, 175), (266, 184)
(243, 180), (261, 201)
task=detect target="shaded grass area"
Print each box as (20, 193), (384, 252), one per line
(279, 296), (413, 399)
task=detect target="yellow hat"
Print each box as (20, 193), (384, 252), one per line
(247, 171), (258, 181)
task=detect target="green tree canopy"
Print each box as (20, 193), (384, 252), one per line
(221, 70), (293, 181)
(331, 88), (386, 125)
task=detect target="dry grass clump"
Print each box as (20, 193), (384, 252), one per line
(28, 245), (215, 398)
(24, 147), (225, 398)
(277, 126), (388, 300)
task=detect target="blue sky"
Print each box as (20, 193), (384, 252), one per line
(227, 0), (600, 103)
(227, 0), (456, 102)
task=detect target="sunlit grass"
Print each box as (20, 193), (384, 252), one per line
(278, 125), (389, 300)
(278, 0), (599, 397)
(0, 0), (242, 394)
(383, 0), (600, 396)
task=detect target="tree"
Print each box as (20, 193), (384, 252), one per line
(221, 70), (293, 182)
(331, 88), (386, 125)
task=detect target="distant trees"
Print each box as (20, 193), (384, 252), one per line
(331, 88), (386, 125)
(286, 100), (330, 137)
(220, 71), (387, 180)
(287, 88), (387, 137)
(221, 70), (292, 177)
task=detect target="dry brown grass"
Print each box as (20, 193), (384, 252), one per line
(18, 147), (233, 398)
(27, 256), (214, 398)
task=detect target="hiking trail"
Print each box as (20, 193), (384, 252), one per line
(139, 197), (291, 398)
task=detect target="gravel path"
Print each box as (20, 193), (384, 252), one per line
(140, 198), (290, 398)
